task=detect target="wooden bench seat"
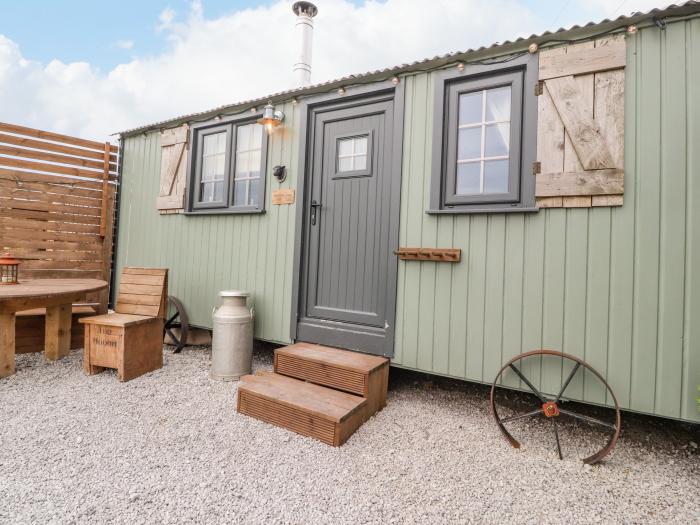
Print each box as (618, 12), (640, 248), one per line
(80, 313), (155, 328)
(15, 304), (99, 354)
(80, 267), (168, 381)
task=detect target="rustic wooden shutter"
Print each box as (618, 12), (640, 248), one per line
(157, 124), (189, 213)
(535, 35), (626, 208)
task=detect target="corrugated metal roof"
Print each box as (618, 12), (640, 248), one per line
(119, 1), (700, 137)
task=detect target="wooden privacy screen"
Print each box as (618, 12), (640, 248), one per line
(0, 122), (118, 310)
(157, 124), (188, 213)
(535, 35), (626, 208)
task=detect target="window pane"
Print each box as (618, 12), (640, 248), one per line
(248, 150), (262, 175)
(338, 138), (353, 156)
(355, 137), (368, 155)
(233, 180), (248, 206)
(200, 131), (226, 196)
(457, 127), (482, 160)
(338, 156), (353, 172)
(354, 154), (367, 171)
(203, 132), (226, 155)
(484, 123), (510, 157)
(235, 151), (251, 179)
(233, 123), (263, 206)
(485, 86), (511, 122)
(251, 124), (263, 146)
(483, 159), (509, 193)
(201, 180), (224, 203)
(459, 91), (482, 125)
(456, 162), (481, 195)
(248, 179), (260, 207)
(237, 125), (252, 152)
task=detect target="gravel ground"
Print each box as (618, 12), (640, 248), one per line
(1, 345), (699, 525)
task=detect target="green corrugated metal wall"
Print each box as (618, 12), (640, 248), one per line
(116, 101), (300, 344)
(392, 19), (700, 422)
(115, 19), (700, 421)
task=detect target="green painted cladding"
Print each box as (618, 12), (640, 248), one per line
(115, 101), (300, 345)
(392, 20), (700, 423)
(115, 19), (700, 422)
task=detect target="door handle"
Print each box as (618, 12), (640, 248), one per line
(310, 200), (322, 226)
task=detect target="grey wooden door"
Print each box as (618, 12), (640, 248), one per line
(298, 92), (401, 357)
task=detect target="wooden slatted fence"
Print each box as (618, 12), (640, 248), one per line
(0, 122), (118, 311)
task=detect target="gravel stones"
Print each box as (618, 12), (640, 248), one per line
(0, 346), (698, 524)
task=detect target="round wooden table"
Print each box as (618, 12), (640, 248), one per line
(0, 279), (108, 377)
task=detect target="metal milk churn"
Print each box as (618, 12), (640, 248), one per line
(210, 291), (253, 381)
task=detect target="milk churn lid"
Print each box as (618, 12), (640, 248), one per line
(219, 290), (250, 298)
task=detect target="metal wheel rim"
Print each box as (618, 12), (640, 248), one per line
(489, 349), (621, 465)
(164, 296), (189, 353)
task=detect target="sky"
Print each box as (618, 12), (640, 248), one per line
(0, 0), (673, 140)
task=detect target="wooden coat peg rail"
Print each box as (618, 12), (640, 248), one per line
(394, 248), (461, 262)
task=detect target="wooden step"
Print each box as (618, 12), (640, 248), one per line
(274, 343), (389, 416)
(237, 371), (367, 446)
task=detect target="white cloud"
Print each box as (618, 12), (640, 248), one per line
(0, 0), (673, 141)
(583, 0), (675, 18)
(116, 40), (134, 50)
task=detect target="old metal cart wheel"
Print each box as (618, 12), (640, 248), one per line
(164, 296), (189, 353)
(490, 349), (621, 465)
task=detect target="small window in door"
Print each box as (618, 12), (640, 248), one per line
(334, 132), (373, 178)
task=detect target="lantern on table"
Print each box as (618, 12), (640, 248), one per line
(0, 253), (19, 285)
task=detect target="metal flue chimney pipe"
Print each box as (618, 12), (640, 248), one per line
(292, 1), (318, 86)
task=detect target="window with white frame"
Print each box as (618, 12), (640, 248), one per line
(456, 86), (511, 195)
(430, 54), (538, 213)
(233, 124), (264, 207)
(189, 117), (267, 214)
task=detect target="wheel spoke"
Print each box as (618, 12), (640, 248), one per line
(559, 408), (616, 431)
(552, 420), (563, 460)
(500, 408), (542, 424)
(165, 327), (179, 344)
(555, 362), (580, 402)
(166, 312), (179, 326)
(508, 364), (547, 403)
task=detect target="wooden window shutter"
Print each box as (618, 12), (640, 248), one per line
(157, 124), (189, 213)
(535, 35), (626, 208)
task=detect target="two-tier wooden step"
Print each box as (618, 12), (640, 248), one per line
(237, 371), (367, 446)
(236, 343), (389, 446)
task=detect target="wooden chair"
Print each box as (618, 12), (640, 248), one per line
(80, 267), (168, 382)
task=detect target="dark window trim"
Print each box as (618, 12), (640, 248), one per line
(185, 111), (268, 215)
(429, 53), (538, 214)
(190, 123), (232, 210)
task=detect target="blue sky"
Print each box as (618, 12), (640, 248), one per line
(0, 0), (668, 139)
(2, 0), (646, 71)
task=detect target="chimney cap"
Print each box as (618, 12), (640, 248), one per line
(292, 1), (318, 17)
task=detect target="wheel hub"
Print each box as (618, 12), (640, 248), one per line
(542, 401), (560, 417)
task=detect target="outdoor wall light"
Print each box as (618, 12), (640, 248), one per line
(0, 252), (20, 285)
(257, 102), (284, 134)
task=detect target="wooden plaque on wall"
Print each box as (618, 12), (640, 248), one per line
(272, 189), (295, 205)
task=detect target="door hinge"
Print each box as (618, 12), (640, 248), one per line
(534, 81), (544, 96)
(532, 161), (541, 175)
